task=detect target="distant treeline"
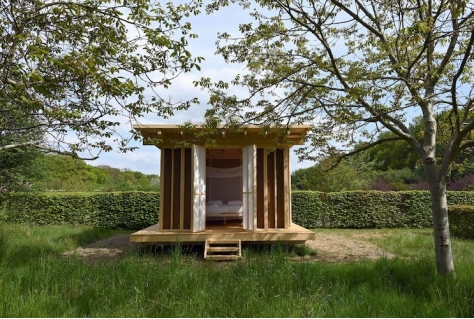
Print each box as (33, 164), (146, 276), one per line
(1, 151), (159, 192)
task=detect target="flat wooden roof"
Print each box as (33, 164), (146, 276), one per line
(133, 124), (312, 148)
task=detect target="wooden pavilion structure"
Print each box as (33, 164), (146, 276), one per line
(130, 124), (316, 259)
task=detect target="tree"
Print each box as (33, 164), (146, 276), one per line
(204, 0), (474, 275)
(0, 146), (45, 192)
(1, 0), (202, 158)
(291, 157), (371, 191)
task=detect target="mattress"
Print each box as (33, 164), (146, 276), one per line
(206, 204), (243, 214)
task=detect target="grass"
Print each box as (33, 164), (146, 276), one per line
(1, 223), (474, 317)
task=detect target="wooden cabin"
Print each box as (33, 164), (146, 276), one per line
(130, 124), (316, 259)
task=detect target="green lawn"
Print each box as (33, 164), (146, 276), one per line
(1, 223), (473, 317)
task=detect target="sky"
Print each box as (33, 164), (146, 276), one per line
(87, 2), (315, 175)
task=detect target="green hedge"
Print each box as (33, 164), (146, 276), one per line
(291, 191), (474, 229)
(5, 192), (158, 229)
(449, 205), (474, 239)
(3, 190), (474, 230)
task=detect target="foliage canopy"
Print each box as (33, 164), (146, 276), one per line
(203, 0), (474, 275)
(0, 0), (202, 158)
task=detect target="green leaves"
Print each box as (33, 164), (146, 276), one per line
(1, 0), (204, 157)
(6, 192), (159, 230)
(292, 191), (474, 229)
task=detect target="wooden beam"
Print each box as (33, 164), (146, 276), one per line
(130, 222), (317, 244)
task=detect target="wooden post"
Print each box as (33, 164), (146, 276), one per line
(159, 149), (165, 231)
(286, 148), (292, 226)
(284, 148), (290, 228)
(274, 151), (278, 229)
(180, 148), (185, 230)
(170, 148), (174, 229)
(263, 149), (268, 230)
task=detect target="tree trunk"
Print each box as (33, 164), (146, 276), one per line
(425, 164), (455, 275)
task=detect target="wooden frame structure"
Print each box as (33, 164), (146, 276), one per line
(130, 124), (316, 244)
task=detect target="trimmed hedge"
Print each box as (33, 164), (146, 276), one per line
(291, 191), (474, 229)
(449, 205), (474, 239)
(5, 192), (158, 229)
(2, 190), (474, 230)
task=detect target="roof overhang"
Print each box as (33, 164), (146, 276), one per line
(133, 124), (312, 149)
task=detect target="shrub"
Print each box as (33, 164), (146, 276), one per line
(291, 192), (327, 228)
(6, 192), (158, 229)
(3, 190), (474, 230)
(449, 205), (474, 239)
(292, 191), (474, 229)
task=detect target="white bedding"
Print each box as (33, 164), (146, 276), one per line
(206, 204), (243, 215)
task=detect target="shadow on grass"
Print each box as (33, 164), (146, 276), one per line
(136, 243), (205, 259)
(242, 243), (317, 257)
(63, 227), (117, 247)
(134, 242), (317, 261)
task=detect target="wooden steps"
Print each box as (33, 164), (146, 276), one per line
(204, 240), (242, 261)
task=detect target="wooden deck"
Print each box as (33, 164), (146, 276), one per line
(130, 221), (316, 244)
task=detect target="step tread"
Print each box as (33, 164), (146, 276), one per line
(205, 255), (240, 261)
(204, 239), (242, 260)
(207, 247), (240, 252)
(207, 241), (240, 245)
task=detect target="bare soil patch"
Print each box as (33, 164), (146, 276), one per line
(63, 231), (395, 263)
(305, 232), (395, 262)
(62, 234), (135, 264)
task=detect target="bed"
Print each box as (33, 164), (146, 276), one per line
(206, 200), (243, 224)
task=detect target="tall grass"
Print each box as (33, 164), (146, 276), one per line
(1, 223), (473, 317)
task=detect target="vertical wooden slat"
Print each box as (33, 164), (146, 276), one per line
(170, 149), (175, 229)
(190, 147), (195, 231)
(283, 148), (290, 228)
(242, 146), (248, 230)
(287, 148), (292, 225)
(162, 149), (172, 230)
(276, 149), (285, 228)
(159, 149), (165, 231)
(172, 149), (181, 229)
(274, 150), (278, 228)
(252, 146), (257, 230)
(256, 148), (265, 229)
(183, 148), (192, 230)
(263, 149), (268, 229)
(180, 148), (185, 230)
(267, 150), (275, 229)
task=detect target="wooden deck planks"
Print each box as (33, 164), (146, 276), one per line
(130, 222), (316, 244)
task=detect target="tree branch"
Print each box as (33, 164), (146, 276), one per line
(0, 140), (41, 151)
(325, 136), (404, 171)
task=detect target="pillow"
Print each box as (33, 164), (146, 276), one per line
(207, 200), (222, 205)
(228, 200), (242, 206)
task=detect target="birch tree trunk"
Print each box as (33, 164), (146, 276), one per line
(424, 163), (455, 275)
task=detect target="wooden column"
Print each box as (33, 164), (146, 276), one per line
(159, 149), (165, 231)
(255, 148), (289, 229)
(160, 148), (192, 231)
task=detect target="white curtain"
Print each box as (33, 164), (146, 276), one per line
(242, 145), (256, 230)
(206, 166), (242, 178)
(192, 145), (206, 232)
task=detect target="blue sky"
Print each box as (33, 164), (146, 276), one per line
(87, 2), (315, 175)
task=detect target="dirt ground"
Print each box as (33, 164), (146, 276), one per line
(63, 232), (395, 263)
